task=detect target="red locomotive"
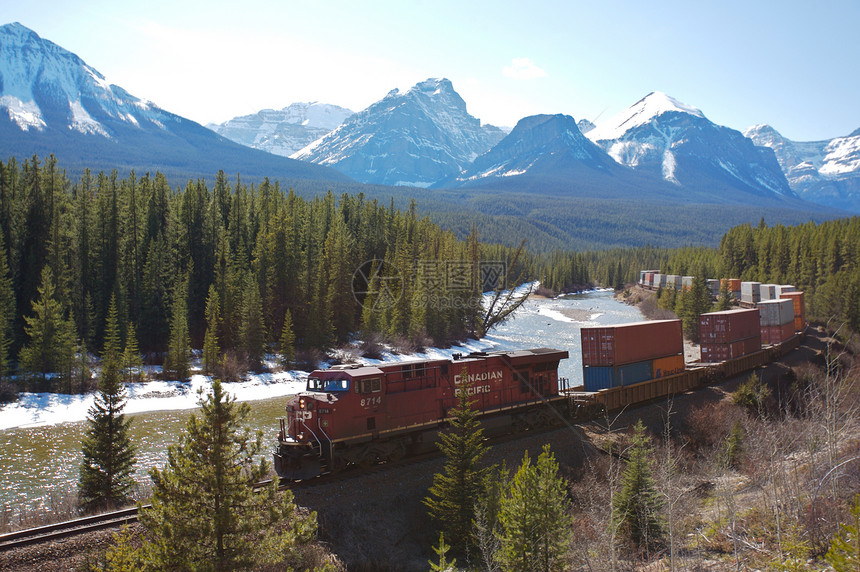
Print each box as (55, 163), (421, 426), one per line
(274, 348), (569, 479)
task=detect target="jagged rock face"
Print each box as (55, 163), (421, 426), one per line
(292, 78), (502, 187)
(452, 114), (617, 184)
(208, 103), (354, 157)
(587, 92), (793, 198)
(746, 124), (860, 211)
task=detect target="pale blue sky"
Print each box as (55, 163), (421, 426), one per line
(2, 0), (858, 141)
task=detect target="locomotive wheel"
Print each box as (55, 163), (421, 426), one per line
(387, 441), (406, 462)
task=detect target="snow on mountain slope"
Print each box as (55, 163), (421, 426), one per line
(292, 78), (504, 186)
(208, 102), (354, 157)
(587, 92), (793, 198)
(0, 22), (162, 137)
(746, 124), (860, 212)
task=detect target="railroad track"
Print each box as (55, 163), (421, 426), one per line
(0, 506), (142, 551)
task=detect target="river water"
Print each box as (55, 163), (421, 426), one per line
(0, 290), (642, 517)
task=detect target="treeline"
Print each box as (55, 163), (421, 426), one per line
(0, 155), (527, 387)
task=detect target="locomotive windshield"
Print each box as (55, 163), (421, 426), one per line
(307, 377), (350, 392)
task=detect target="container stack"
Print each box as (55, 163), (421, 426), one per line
(779, 291), (805, 332)
(759, 284), (778, 301)
(699, 308), (761, 362)
(706, 279), (720, 297)
(721, 279), (742, 299)
(776, 285), (796, 297)
(741, 281), (761, 305)
(581, 320), (684, 391)
(758, 299), (796, 344)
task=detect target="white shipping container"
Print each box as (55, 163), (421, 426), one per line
(776, 285), (796, 297)
(706, 279), (720, 296)
(760, 284), (778, 301)
(741, 281), (761, 303)
(656, 274), (667, 287)
(682, 276), (694, 289)
(757, 299), (794, 326)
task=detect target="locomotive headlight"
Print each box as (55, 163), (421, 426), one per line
(299, 397), (306, 410)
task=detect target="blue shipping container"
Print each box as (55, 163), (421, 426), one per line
(583, 360), (653, 391)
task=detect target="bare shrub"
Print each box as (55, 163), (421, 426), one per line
(295, 348), (325, 371)
(358, 334), (386, 361)
(215, 350), (248, 382)
(682, 401), (746, 453)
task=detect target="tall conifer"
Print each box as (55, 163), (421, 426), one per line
(79, 295), (137, 511)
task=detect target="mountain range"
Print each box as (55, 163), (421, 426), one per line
(0, 22), (853, 251)
(0, 22), (348, 184)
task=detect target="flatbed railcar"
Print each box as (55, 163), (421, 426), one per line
(274, 334), (803, 480)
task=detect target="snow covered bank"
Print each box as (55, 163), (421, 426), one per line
(0, 338), (497, 431)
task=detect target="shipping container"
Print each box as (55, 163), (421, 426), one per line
(665, 275), (682, 290)
(775, 285), (796, 297)
(757, 299), (794, 326)
(652, 354), (685, 378)
(656, 273), (667, 288)
(761, 322), (796, 345)
(721, 278), (741, 293)
(741, 281), (761, 304)
(700, 336), (762, 362)
(780, 291), (805, 331)
(759, 284), (778, 301)
(706, 279), (720, 297)
(681, 276), (694, 291)
(645, 272), (655, 287)
(583, 360), (654, 392)
(699, 308), (760, 345)
(581, 320), (683, 367)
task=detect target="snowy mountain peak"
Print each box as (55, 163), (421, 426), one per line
(588, 91), (704, 142)
(208, 102), (353, 157)
(0, 22), (161, 136)
(292, 77), (501, 186)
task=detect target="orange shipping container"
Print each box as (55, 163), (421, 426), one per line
(652, 354), (685, 378)
(780, 291), (805, 331)
(721, 278), (742, 292)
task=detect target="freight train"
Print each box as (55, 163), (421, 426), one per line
(274, 314), (804, 480)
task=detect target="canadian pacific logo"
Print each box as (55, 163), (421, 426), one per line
(454, 370), (503, 396)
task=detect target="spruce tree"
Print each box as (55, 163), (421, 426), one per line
(122, 322), (143, 383)
(278, 308), (296, 370)
(0, 235), (14, 379)
(497, 444), (572, 572)
(612, 420), (665, 555)
(826, 495), (860, 571)
(138, 379), (318, 571)
(79, 295), (137, 511)
(202, 285), (222, 375)
(18, 266), (75, 384)
(424, 366), (490, 557)
(239, 273), (266, 372)
(164, 277), (191, 381)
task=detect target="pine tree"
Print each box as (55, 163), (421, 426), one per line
(429, 532), (457, 572)
(138, 379), (318, 571)
(424, 366), (491, 557)
(79, 295), (137, 511)
(239, 272), (266, 372)
(826, 495), (860, 571)
(278, 309), (296, 370)
(612, 420), (665, 555)
(164, 277), (191, 381)
(122, 322), (143, 383)
(202, 285), (222, 375)
(497, 444), (572, 572)
(18, 266), (75, 383)
(0, 235), (14, 378)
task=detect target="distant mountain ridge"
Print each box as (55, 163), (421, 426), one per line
(292, 78), (505, 187)
(0, 22), (349, 184)
(585, 92), (794, 200)
(207, 102), (354, 157)
(745, 124), (860, 211)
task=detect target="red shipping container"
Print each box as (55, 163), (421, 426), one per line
(699, 308), (760, 345)
(581, 320), (683, 367)
(780, 291), (805, 331)
(761, 322), (795, 345)
(700, 336), (761, 362)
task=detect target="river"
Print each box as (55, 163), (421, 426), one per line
(0, 289), (642, 518)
